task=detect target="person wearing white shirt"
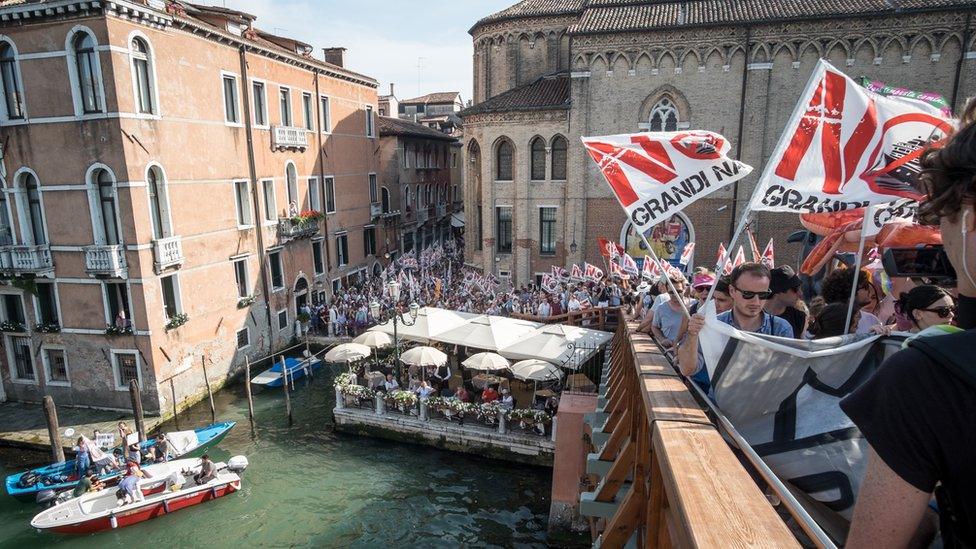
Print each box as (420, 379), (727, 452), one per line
(383, 374), (399, 392)
(568, 296), (582, 312)
(538, 300), (552, 318)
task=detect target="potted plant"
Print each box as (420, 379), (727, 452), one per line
(0, 320), (26, 333)
(237, 295), (256, 309)
(165, 313), (189, 331)
(34, 322), (60, 333)
(105, 324), (133, 336)
(387, 390), (417, 413)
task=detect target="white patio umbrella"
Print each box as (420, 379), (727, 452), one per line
(324, 343), (371, 364)
(399, 346), (448, 367)
(353, 331), (394, 349)
(510, 359), (563, 382)
(462, 352), (510, 372)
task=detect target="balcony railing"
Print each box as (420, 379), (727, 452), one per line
(83, 244), (127, 278)
(272, 125), (309, 150)
(153, 236), (185, 273)
(0, 244), (53, 275)
(370, 202), (382, 218)
(278, 217), (320, 241)
(435, 204), (446, 218)
(416, 207), (429, 223)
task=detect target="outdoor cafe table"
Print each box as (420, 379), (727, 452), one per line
(471, 373), (509, 391)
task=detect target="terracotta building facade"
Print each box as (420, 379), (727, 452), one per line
(462, 0), (976, 286)
(0, 0), (379, 412)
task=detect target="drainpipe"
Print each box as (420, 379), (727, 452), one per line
(239, 45), (276, 353)
(313, 70), (335, 278)
(950, 11), (972, 111)
(729, 25), (751, 242)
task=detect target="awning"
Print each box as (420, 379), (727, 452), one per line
(451, 212), (465, 228)
(499, 323), (613, 368)
(368, 307), (478, 343)
(432, 314), (542, 351)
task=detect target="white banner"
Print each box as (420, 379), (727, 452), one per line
(750, 59), (953, 214)
(697, 303), (905, 518)
(582, 131), (752, 235)
(864, 198), (918, 237)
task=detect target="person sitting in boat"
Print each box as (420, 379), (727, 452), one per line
(481, 385), (500, 403)
(193, 455), (217, 486)
(154, 433), (170, 462)
(74, 437), (90, 479)
(72, 474), (103, 498)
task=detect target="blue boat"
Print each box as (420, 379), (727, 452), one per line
(4, 421), (235, 503)
(250, 356), (322, 387)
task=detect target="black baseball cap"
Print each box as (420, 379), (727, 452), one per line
(770, 265), (802, 294)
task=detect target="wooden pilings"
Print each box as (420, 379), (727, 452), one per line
(244, 357), (255, 429)
(280, 356), (292, 423)
(201, 356), (216, 424)
(169, 378), (180, 430)
(42, 396), (64, 463)
(128, 380), (146, 442)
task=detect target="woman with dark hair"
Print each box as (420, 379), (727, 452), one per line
(896, 285), (955, 333)
(807, 302), (860, 339)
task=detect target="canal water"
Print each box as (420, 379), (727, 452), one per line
(0, 367), (553, 548)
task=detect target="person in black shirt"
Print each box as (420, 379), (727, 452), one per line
(841, 98), (976, 548)
(764, 265), (807, 338)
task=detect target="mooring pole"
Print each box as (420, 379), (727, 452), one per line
(201, 356), (216, 424)
(244, 357), (256, 429)
(42, 395), (65, 463)
(128, 380), (146, 442)
(169, 377), (180, 430)
(280, 356), (292, 423)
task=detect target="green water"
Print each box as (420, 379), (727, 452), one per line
(0, 369), (553, 548)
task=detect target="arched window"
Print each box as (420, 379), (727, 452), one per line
(551, 136), (567, 180)
(147, 165), (172, 240)
(71, 31), (101, 114)
(530, 137), (546, 181)
(496, 140), (513, 181)
(649, 98), (678, 132)
(130, 36), (155, 114)
(425, 184), (432, 207)
(18, 172), (46, 245)
(285, 162), (298, 209)
(0, 41), (24, 120)
(405, 186), (412, 210)
(89, 168), (120, 245)
(0, 180), (10, 246)
(381, 187), (390, 213)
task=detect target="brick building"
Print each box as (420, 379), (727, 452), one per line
(376, 116), (461, 256)
(462, 0), (976, 285)
(0, 0), (379, 412)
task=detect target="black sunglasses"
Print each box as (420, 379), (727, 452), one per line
(920, 306), (956, 318)
(731, 285), (772, 300)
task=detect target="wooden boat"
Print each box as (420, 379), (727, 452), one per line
(5, 421), (236, 502)
(250, 356), (322, 387)
(30, 456), (248, 534)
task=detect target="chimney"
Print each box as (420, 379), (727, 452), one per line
(322, 47), (346, 67)
(389, 83), (395, 97)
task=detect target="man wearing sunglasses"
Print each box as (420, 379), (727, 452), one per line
(677, 262), (794, 394)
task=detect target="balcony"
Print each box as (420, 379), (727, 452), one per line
(153, 236), (185, 273)
(435, 204), (446, 218)
(416, 207), (429, 223)
(272, 125), (309, 150)
(0, 245), (53, 276)
(278, 217), (320, 241)
(83, 245), (127, 278)
(370, 202), (382, 218)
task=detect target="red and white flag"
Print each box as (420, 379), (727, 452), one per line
(597, 237), (621, 259)
(570, 264), (584, 280)
(609, 261), (630, 280)
(584, 263), (604, 281)
(642, 256), (659, 279)
(748, 230), (762, 262)
(679, 242), (695, 266)
(551, 265), (568, 280)
(722, 258), (735, 276)
(733, 246), (747, 268)
(717, 242), (728, 264)
(583, 131), (752, 235)
(761, 238), (775, 268)
(750, 59), (953, 213)
(619, 253), (639, 276)
(541, 274), (559, 292)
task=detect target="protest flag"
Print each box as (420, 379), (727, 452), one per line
(761, 238), (775, 268)
(679, 242), (695, 266)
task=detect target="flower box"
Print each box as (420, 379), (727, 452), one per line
(0, 321), (25, 333)
(165, 313), (189, 331)
(34, 322), (61, 333)
(237, 295), (257, 309)
(105, 325), (133, 336)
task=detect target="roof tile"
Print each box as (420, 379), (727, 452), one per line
(459, 73), (570, 117)
(377, 116), (458, 142)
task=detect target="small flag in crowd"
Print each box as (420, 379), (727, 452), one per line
(717, 242), (727, 264)
(584, 263), (604, 281)
(609, 261), (629, 280)
(598, 237), (621, 259)
(551, 265), (568, 280)
(679, 242), (695, 266)
(642, 256), (658, 279)
(570, 264), (584, 280)
(761, 238), (775, 268)
(620, 253), (639, 276)
(748, 229), (762, 262)
(541, 274), (559, 292)
(733, 246), (747, 268)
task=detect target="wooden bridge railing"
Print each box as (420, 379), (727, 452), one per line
(511, 306), (621, 332)
(586, 316), (800, 547)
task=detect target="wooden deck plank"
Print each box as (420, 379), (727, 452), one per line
(652, 422), (800, 548)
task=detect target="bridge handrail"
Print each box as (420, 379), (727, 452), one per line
(590, 315), (802, 547)
(511, 306), (621, 331)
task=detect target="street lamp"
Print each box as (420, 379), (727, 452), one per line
(370, 280), (420, 382)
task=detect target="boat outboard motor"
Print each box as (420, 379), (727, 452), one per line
(226, 455), (249, 474)
(36, 489), (72, 508)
